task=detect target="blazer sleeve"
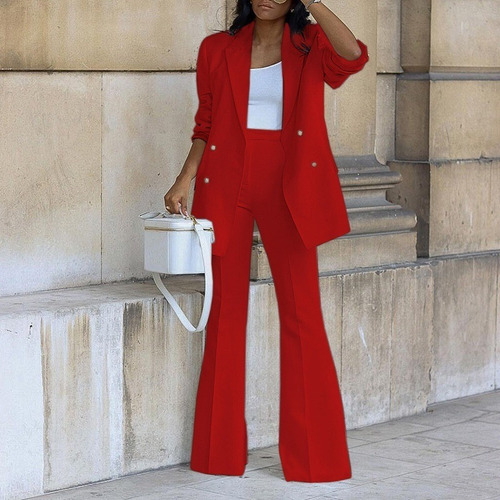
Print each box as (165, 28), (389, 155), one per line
(191, 37), (212, 143)
(315, 23), (369, 90)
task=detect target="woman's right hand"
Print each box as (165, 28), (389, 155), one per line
(165, 139), (206, 215)
(164, 174), (192, 216)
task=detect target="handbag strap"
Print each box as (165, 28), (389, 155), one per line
(152, 221), (213, 333)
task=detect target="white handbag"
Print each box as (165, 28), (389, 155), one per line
(139, 210), (215, 333)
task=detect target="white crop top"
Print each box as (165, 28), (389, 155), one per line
(247, 60), (283, 130)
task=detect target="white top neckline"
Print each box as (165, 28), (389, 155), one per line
(250, 61), (282, 70)
(247, 59), (283, 130)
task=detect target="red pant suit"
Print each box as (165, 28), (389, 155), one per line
(188, 18), (369, 482)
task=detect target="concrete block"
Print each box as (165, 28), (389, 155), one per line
(325, 71), (375, 156)
(430, 80), (500, 161)
(431, 0), (500, 69)
(121, 296), (204, 475)
(0, 317), (44, 500)
(430, 254), (498, 403)
(390, 264), (433, 419)
(341, 267), (394, 428)
(429, 159), (500, 255)
(41, 304), (124, 491)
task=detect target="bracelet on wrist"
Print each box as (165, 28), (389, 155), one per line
(305, 0), (322, 12)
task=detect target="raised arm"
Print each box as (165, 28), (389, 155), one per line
(304, 1), (369, 89)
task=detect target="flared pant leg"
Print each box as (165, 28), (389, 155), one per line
(189, 198), (254, 476)
(245, 131), (352, 483)
(189, 127), (351, 482)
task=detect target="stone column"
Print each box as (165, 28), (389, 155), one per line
(387, 0), (500, 258)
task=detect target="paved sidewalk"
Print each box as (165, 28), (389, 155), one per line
(30, 389), (500, 500)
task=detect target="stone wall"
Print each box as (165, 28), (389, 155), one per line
(0, 0), (379, 296)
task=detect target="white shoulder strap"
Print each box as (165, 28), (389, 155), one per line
(152, 221), (213, 333)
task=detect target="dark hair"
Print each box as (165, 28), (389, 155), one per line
(212, 0), (312, 55)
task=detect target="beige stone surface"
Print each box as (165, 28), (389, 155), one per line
(376, 75), (397, 165)
(431, 0), (500, 70)
(377, 0), (401, 73)
(325, 75), (375, 156)
(0, 72), (102, 297)
(430, 80), (500, 161)
(386, 160), (431, 257)
(395, 79), (430, 161)
(121, 295), (204, 475)
(319, 274), (344, 382)
(497, 261), (500, 389)
(41, 304), (124, 491)
(341, 267), (394, 428)
(0, 0), (226, 70)
(0, 279), (207, 496)
(429, 159), (500, 256)
(0, 316), (44, 500)
(390, 264), (433, 419)
(319, 232), (417, 272)
(226, 0), (237, 26)
(323, 0), (376, 156)
(401, 0), (431, 72)
(101, 72), (198, 282)
(430, 254), (498, 404)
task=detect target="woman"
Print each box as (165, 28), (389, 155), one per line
(164, 0), (369, 483)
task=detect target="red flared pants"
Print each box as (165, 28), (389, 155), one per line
(189, 126), (352, 482)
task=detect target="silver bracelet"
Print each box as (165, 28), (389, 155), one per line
(305, 0), (322, 12)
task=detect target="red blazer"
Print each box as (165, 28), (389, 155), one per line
(190, 19), (369, 257)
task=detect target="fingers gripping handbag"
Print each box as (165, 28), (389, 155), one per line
(139, 210), (215, 333)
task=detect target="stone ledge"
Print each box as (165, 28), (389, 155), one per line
(0, 277), (204, 318)
(1, 252), (499, 499)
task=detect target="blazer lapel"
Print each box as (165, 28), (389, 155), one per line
(225, 19), (307, 134)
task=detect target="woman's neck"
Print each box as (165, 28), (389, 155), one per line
(252, 18), (285, 48)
